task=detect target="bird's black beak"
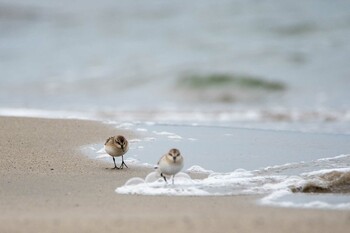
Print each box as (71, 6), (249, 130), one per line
(173, 157), (176, 163)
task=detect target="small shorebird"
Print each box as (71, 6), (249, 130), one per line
(156, 148), (184, 184)
(104, 135), (129, 169)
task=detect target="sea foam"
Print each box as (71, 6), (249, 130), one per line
(82, 138), (350, 210)
(115, 160), (350, 209)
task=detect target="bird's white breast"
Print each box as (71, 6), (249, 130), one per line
(104, 145), (123, 157)
(158, 159), (184, 175)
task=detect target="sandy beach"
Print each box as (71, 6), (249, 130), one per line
(0, 116), (349, 233)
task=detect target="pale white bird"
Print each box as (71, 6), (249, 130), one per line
(156, 148), (184, 184)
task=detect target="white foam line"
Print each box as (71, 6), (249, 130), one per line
(302, 167), (350, 176)
(260, 191), (350, 210)
(152, 131), (174, 136)
(317, 154), (350, 161)
(136, 128), (148, 132)
(261, 200), (350, 210)
(0, 108), (94, 120)
(167, 135), (182, 139)
(259, 153), (350, 174)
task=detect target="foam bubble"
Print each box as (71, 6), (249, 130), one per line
(187, 165), (214, 174)
(125, 177), (145, 186)
(116, 172), (208, 196)
(145, 172), (160, 183)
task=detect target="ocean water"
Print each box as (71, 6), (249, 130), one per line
(83, 121), (350, 209)
(1, 1), (350, 115)
(1, 0), (350, 209)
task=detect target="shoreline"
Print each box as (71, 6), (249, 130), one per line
(1, 116), (349, 233)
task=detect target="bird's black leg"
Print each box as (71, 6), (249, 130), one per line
(120, 155), (128, 169)
(161, 173), (167, 183)
(112, 157), (120, 169)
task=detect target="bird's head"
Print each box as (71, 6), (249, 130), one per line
(115, 135), (128, 152)
(167, 148), (182, 163)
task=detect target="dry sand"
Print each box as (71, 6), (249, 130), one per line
(0, 116), (349, 233)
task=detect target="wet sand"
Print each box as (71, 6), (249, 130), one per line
(0, 116), (349, 233)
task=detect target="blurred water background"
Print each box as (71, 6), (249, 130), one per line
(2, 0), (350, 208)
(1, 0), (350, 133)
